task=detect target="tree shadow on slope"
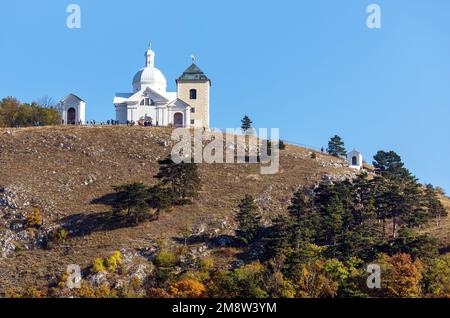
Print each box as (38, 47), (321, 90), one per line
(58, 211), (140, 238)
(54, 188), (163, 239)
(90, 192), (118, 207)
(439, 245), (450, 255)
(172, 234), (242, 249)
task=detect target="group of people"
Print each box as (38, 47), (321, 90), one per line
(63, 119), (160, 127)
(137, 120), (154, 127)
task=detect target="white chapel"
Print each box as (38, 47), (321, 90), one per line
(59, 93), (86, 125)
(114, 46), (211, 128)
(347, 149), (364, 170)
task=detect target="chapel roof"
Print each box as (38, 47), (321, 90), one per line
(177, 63), (210, 82)
(62, 93), (85, 103)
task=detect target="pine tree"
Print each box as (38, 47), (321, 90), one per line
(424, 184), (448, 227)
(112, 183), (153, 224)
(323, 195), (345, 246)
(326, 135), (347, 157)
(147, 185), (177, 213)
(373, 150), (410, 179)
(287, 189), (316, 248)
(401, 177), (429, 228)
(371, 175), (391, 238)
(371, 151), (431, 238)
(267, 215), (294, 258)
(241, 115), (253, 132)
(236, 195), (261, 243)
(314, 183), (346, 246)
(155, 156), (201, 204)
(352, 172), (377, 224)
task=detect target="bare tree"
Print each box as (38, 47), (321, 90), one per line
(36, 96), (56, 109)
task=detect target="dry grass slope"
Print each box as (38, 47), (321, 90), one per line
(0, 126), (448, 292)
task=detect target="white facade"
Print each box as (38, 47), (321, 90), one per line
(347, 149), (364, 170)
(114, 47), (210, 128)
(59, 94), (86, 125)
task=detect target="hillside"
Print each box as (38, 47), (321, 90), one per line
(0, 126), (448, 294)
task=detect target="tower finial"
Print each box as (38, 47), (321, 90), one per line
(191, 54), (196, 64)
(145, 42), (155, 67)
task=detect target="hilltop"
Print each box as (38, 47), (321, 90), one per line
(0, 126), (448, 293)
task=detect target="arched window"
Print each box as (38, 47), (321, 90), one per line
(189, 89), (197, 100)
(140, 98), (153, 106)
(352, 156), (358, 166)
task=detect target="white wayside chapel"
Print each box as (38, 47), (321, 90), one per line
(114, 45), (211, 128)
(347, 149), (364, 170)
(59, 94), (86, 125)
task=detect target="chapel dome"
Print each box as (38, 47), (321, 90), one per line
(132, 48), (167, 93)
(132, 67), (167, 92)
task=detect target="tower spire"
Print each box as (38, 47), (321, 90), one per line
(145, 43), (155, 68)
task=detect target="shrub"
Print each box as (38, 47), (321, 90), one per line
(91, 251), (122, 274)
(169, 279), (206, 298)
(23, 287), (47, 298)
(295, 259), (340, 298)
(26, 208), (43, 228)
(92, 258), (106, 274)
(422, 255), (450, 298)
(6, 287), (47, 298)
(105, 251), (122, 272)
(146, 287), (172, 298)
(52, 228), (69, 241)
(13, 241), (26, 252)
(75, 282), (118, 298)
(58, 272), (70, 288)
(198, 257), (214, 271)
(5, 289), (22, 298)
(76, 282), (96, 298)
(154, 250), (176, 268)
(267, 271), (296, 298)
(208, 263), (269, 298)
(95, 283), (118, 298)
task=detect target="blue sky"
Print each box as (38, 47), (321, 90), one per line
(1, 0), (449, 192)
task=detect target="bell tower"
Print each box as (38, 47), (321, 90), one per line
(176, 56), (211, 128)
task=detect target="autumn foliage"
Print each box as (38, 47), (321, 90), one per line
(169, 279), (206, 298)
(377, 253), (423, 298)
